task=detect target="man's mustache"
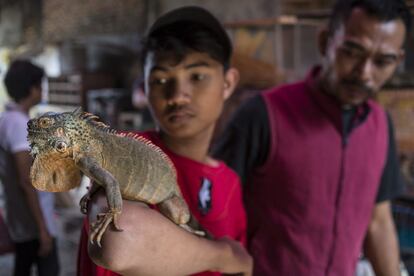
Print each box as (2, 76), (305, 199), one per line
(341, 79), (374, 95)
(164, 104), (195, 115)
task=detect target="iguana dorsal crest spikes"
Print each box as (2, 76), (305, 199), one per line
(72, 107), (82, 116)
(116, 131), (177, 178)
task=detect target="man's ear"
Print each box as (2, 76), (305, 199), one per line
(29, 85), (41, 100)
(223, 68), (239, 100)
(397, 49), (406, 66)
(318, 28), (329, 57)
(29, 86), (37, 95)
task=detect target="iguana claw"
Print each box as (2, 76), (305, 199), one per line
(79, 194), (91, 214)
(90, 210), (123, 247)
(180, 224), (206, 237)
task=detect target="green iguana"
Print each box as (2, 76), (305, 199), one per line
(27, 108), (206, 246)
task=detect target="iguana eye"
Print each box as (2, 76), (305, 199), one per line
(55, 141), (67, 152)
(39, 118), (54, 128)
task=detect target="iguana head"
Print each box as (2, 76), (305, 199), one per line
(27, 107), (101, 192)
(28, 111), (72, 158)
(27, 107), (103, 157)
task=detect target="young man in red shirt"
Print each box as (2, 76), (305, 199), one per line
(77, 6), (252, 276)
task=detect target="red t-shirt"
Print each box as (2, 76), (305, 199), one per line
(77, 131), (246, 276)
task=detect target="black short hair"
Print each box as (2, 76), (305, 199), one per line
(4, 60), (45, 102)
(141, 21), (231, 71)
(328, 0), (411, 37)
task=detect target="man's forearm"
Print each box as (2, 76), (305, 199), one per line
(87, 195), (252, 275)
(364, 201), (400, 276)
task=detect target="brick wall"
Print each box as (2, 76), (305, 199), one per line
(281, 0), (332, 15)
(158, 0), (280, 23)
(43, 0), (147, 43)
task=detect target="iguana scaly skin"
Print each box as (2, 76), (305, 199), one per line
(27, 108), (204, 245)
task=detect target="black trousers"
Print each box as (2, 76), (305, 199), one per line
(13, 238), (60, 276)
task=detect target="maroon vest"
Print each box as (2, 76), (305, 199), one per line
(246, 76), (388, 275)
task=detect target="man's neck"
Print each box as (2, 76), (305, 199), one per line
(11, 100), (31, 114)
(314, 72), (346, 108)
(315, 72), (332, 97)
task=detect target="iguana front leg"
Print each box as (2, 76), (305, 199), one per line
(75, 154), (123, 246)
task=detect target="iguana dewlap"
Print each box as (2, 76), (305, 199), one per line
(27, 108), (205, 245)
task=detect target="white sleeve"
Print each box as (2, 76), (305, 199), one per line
(7, 114), (30, 153)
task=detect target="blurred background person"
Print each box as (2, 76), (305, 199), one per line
(0, 60), (59, 276)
